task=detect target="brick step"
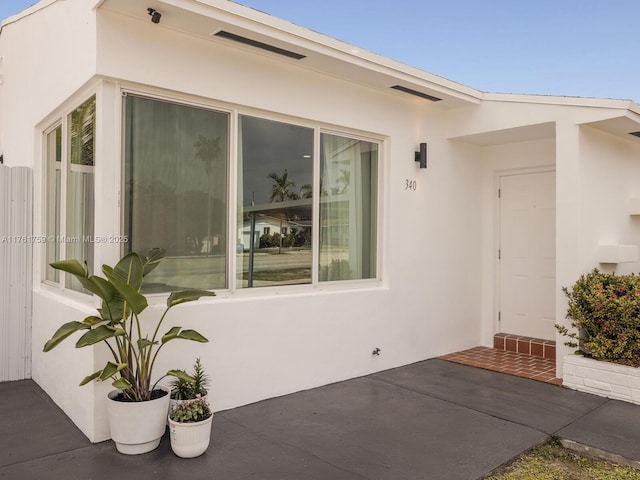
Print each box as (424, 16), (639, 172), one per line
(493, 333), (555, 359)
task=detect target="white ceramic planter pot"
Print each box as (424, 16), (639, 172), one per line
(168, 414), (213, 458)
(107, 385), (170, 455)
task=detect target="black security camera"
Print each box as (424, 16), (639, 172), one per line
(147, 8), (161, 24)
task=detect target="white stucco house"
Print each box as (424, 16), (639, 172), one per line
(2, 0), (640, 442)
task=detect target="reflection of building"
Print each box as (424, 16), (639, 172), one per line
(4, 0), (640, 444)
(238, 199), (312, 250)
(238, 213), (305, 250)
(237, 199), (313, 287)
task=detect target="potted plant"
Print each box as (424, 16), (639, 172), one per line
(168, 395), (213, 458)
(43, 248), (216, 454)
(169, 357), (210, 423)
(171, 357), (210, 400)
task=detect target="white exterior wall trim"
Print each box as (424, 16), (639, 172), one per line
(485, 92), (635, 110)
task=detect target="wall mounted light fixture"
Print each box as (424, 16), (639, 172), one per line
(147, 8), (161, 24)
(415, 143), (427, 168)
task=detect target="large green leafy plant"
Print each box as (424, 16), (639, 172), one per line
(557, 268), (640, 362)
(43, 249), (216, 401)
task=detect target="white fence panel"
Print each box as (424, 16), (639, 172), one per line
(0, 165), (33, 381)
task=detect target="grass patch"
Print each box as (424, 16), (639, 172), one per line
(484, 438), (640, 480)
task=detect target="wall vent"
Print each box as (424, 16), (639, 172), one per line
(391, 85), (442, 102)
(213, 31), (306, 60)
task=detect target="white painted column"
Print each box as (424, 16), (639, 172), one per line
(555, 120), (581, 378)
(93, 79), (123, 271)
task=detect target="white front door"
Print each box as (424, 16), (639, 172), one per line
(499, 171), (556, 340)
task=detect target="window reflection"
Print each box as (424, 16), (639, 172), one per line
(237, 116), (314, 287)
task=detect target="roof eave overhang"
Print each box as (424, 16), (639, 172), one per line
(96, 0), (483, 109)
(448, 96), (640, 146)
(449, 122), (556, 147)
(580, 108), (640, 144)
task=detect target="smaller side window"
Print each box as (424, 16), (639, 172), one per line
(319, 134), (378, 281)
(44, 95), (96, 292)
(65, 96), (96, 291)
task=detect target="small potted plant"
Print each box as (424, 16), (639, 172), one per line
(171, 357), (209, 400)
(169, 357), (210, 422)
(168, 395), (213, 458)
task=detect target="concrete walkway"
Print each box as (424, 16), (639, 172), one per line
(2, 359), (640, 480)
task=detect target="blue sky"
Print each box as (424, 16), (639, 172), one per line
(2, 0), (639, 101)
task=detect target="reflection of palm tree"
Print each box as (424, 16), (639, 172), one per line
(299, 183), (313, 199)
(268, 169), (298, 202)
(195, 135), (222, 254)
(195, 136), (222, 174)
(70, 96), (96, 166)
(268, 169), (298, 254)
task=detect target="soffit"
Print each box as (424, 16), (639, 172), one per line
(449, 122), (556, 146)
(580, 110), (640, 145)
(97, 0), (482, 109)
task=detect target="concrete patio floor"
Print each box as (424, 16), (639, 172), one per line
(3, 359), (640, 480)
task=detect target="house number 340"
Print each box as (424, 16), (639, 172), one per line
(404, 179), (417, 191)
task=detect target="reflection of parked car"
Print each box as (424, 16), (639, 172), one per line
(236, 243), (244, 253)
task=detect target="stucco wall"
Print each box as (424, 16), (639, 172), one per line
(577, 125), (640, 275)
(31, 291), (104, 440)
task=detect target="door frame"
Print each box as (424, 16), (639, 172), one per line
(493, 166), (556, 340)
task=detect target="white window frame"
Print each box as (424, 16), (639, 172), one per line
(41, 93), (97, 295)
(232, 109), (383, 292)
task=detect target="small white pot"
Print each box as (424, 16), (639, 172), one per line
(168, 414), (213, 458)
(107, 385), (170, 455)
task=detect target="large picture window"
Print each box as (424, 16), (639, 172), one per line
(120, 95), (378, 293)
(124, 95), (229, 292)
